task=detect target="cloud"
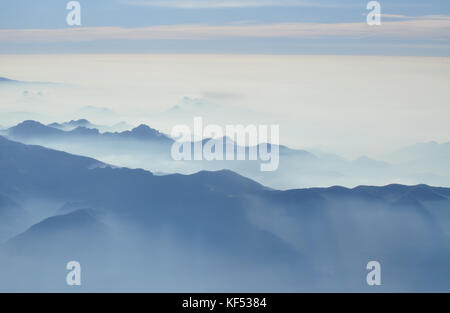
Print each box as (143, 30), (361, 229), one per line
(121, 0), (341, 9)
(0, 15), (449, 42)
(381, 14), (415, 19)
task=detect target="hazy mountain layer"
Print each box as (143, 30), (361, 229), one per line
(0, 136), (450, 292)
(4, 120), (450, 189)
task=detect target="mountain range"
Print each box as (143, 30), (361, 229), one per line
(0, 135), (450, 291)
(0, 77), (57, 86)
(0, 77), (19, 84)
(3, 119), (450, 189)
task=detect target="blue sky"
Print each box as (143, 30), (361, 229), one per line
(0, 0), (449, 54)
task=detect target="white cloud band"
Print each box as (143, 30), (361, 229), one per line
(121, 0), (340, 9)
(1, 15), (449, 43)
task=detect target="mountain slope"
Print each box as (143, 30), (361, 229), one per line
(8, 120), (172, 143)
(6, 209), (109, 256)
(6, 120), (450, 189)
(1, 136), (450, 291)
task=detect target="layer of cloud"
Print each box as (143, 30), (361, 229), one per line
(121, 0), (341, 9)
(381, 14), (415, 20)
(0, 15), (449, 42)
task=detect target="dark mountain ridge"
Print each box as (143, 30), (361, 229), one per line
(0, 137), (450, 291)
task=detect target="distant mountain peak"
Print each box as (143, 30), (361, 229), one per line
(67, 119), (91, 126)
(0, 77), (18, 83)
(11, 120), (50, 131)
(123, 124), (171, 142)
(8, 120), (62, 138)
(71, 126), (100, 135)
(0, 77), (56, 85)
(48, 119), (94, 131)
(133, 124), (156, 132)
(17, 120), (43, 127)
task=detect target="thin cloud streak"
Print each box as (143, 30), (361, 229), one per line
(381, 14), (415, 19)
(0, 15), (449, 42)
(121, 0), (343, 9)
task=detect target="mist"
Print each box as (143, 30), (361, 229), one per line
(1, 54), (449, 159)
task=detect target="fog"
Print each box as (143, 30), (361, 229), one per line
(1, 54), (449, 159)
(4, 127), (450, 189)
(0, 54), (449, 292)
(2, 187), (450, 292)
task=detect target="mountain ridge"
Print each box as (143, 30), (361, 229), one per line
(1, 136), (450, 291)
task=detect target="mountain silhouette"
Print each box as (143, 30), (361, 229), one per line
(6, 209), (109, 257)
(8, 120), (63, 138)
(108, 124), (172, 142)
(0, 77), (19, 84)
(1, 136), (450, 291)
(8, 120), (172, 143)
(7, 120), (450, 189)
(48, 119), (95, 131)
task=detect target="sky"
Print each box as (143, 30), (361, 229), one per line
(0, 0), (449, 158)
(0, 0), (449, 54)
